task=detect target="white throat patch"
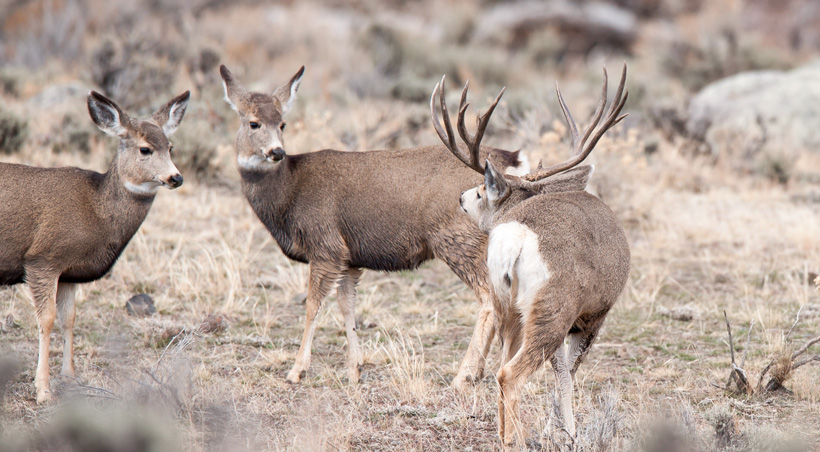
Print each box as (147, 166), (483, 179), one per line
(237, 154), (273, 170)
(124, 180), (161, 195)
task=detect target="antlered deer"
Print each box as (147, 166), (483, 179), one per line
(218, 64), (540, 386)
(0, 90), (190, 403)
(431, 65), (630, 447)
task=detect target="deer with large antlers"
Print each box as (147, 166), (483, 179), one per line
(431, 65), (630, 447)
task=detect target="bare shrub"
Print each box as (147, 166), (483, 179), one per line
(0, 0), (87, 68)
(0, 107), (28, 154)
(90, 33), (181, 111)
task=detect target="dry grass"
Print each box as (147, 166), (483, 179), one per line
(2, 1), (820, 451)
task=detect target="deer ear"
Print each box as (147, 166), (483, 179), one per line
(273, 65), (305, 116)
(152, 90), (190, 137)
(87, 91), (130, 137)
(220, 64), (248, 113)
(484, 159), (509, 203)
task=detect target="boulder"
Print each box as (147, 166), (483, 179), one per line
(686, 62), (820, 177)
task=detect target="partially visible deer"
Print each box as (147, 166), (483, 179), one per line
(219, 65), (542, 387)
(431, 65), (630, 447)
(0, 90), (190, 403)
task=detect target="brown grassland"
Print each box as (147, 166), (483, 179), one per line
(1, 0), (819, 450)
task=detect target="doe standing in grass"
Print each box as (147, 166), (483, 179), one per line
(219, 64), (535, 387)
(431, 66), (630, 447)
(0, 90), (190, 403)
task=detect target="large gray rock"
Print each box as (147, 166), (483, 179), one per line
(686, 63), (820, 173)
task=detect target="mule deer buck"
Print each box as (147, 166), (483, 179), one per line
(431, 65), (630, 447)
(0, 90), (190, 403)
(219, 65), (547, 386)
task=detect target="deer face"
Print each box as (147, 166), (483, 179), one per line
(220, 65), (304, 172)
(88, 90), (189, 196)
(460, 160), (515, 232)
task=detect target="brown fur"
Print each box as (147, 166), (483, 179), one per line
(0, 90), (189, 403)
(219, 65), (533, 386)
(438, 67), (630, 447)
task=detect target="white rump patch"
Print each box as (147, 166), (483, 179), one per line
(124, 180), (161, 195)
(504, 152), (531, 177)
(487, 221), (550, 324)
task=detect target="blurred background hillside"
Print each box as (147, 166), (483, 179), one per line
(2, 0), (820, 183)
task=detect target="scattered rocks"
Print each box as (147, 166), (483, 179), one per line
(199, 314), (228, 334)
(125, 294), (157, 317)
(0, 314), (16, 333)
(658, 306), (697, 322)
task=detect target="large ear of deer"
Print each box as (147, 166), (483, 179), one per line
(220, 65), (250, 112)
(152, 91), (191, 137)
(484, 159), (509, 202)
(87, 91), (130, 137)
(273, 66), (305, 116)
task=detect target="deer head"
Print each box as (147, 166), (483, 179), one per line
(220, 64), (305, 171)
(431, 65), (628, 232)
(88, 90), (190, 195)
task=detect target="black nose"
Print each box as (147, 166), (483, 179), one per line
(268, 147), (285, 161)
(169, 174), (183, 188)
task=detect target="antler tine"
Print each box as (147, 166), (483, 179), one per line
(523, 63), (628, 182)
(580, 64), (629, 160)
(454, 82), (506, 174)
(430, 76), (458, 154)
(579, 67), (608, 149)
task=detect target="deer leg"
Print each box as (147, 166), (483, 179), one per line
(27, 271), (59, 404)
(496, 316), (523, 443)
(336, 267), (364, 383)
(568, 317), (606, 376)
(550, 342), (576, 437)
(286, 262), (341, 384)
(56, 283), (77, 378)
(454, 289), (497, 390)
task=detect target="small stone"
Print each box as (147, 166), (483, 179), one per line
(658, 306), (696, 322)
(125, 294), (156, 317)
(292, 292), (307, 305)
(199, 314), (227, 334)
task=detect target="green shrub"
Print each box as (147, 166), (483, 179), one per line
(0, 107), (28, 154)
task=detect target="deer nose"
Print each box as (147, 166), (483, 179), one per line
(266, 147), (285, 161)
(168, 173), (183, 188)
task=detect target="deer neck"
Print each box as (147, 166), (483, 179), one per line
(238, 160), (295, 215)
(98, 157), (156, 241)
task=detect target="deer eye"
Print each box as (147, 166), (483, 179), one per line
(139, 147), (152, 155)
(279, 122), (286, 131)
(249, 121), (260, 130)
(477, 191), (481, 199)
(169, 145), (174, 154)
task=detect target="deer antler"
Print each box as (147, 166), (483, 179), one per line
(523, 64), (628, 182)
(431, 75), (505, 174)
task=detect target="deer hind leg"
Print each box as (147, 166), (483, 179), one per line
(496, 315), (523, 444)
(286, 262), (342, 384)
(27, 271), (59, 404)
(336, 267), (364, 383)
(550, 342), (576, 437)
(56, 282), (77, 378)
(568, 315), (607, 377)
